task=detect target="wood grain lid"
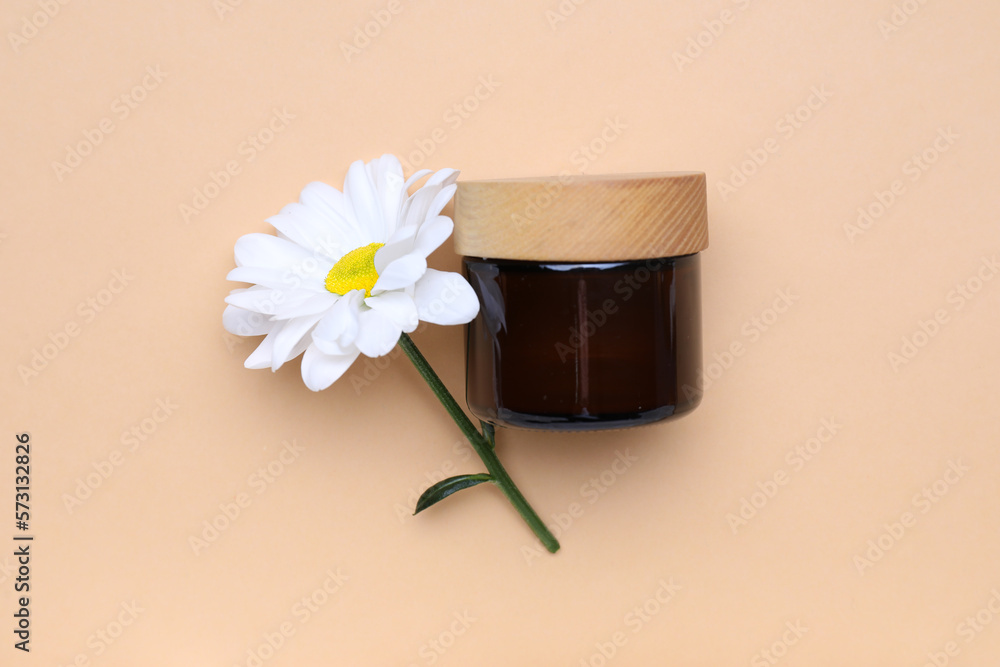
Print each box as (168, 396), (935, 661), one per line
(453, 171), (708, 262)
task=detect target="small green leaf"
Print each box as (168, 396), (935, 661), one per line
(414, 473), (493, 515)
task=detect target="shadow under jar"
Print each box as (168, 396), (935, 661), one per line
(454, 172), (709, 431)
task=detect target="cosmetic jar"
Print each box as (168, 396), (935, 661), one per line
(453, 172), (708, 431)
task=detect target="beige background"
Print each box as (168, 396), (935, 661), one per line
(2, 0), (999, 665)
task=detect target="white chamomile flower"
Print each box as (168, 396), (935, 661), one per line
(223, 154), (480, 391)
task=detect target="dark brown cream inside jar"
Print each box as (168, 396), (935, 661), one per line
(453, 172), (709, 431)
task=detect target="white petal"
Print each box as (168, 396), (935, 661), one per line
(285, 326), (313, 369)
(234, 233), (313, 269)
(265, 207), (324, 251)
(270, 314), (322, 370)
(412, 215), (454, 258)
(386, 221), (419, 246)
(427, 167), (460, 188)
(369, 155), (407, 238)
(425, 183), (458, 220)
(403, 169), (432, 190)
(312, 291), (363, 354)
(300, 344), (359, 391)
(267, 201), (360, 262)
(413, 269), (480, 325)
(298, 182), (367, 248)
(372, 153), (403, 173)
(312, 334), (350, 356)
(227, 266), (327, 292)
(223, 305), (273, 336)
(225, 287), (316, 316)
(371, 254), (426, 293)
(400, 170), (458, 228)
(365, 291), (418, 333)
(244, 329), (277, 369)
(374, 231), (416, 273)
(224, 288), (284, 315)
(271, 291), (338, 320)
(355, 308), (402, 357)
(344, 160), (385, 242)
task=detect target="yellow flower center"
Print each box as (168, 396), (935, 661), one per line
(325, 242), (384, 297)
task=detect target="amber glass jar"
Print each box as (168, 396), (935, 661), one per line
(453, 172), (708, 431)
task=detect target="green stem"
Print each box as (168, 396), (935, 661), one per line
(397, 332), (560, 554)
(481, 420), (496, 450)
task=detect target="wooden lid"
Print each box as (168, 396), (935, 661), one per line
(453, 172), (708, 261)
